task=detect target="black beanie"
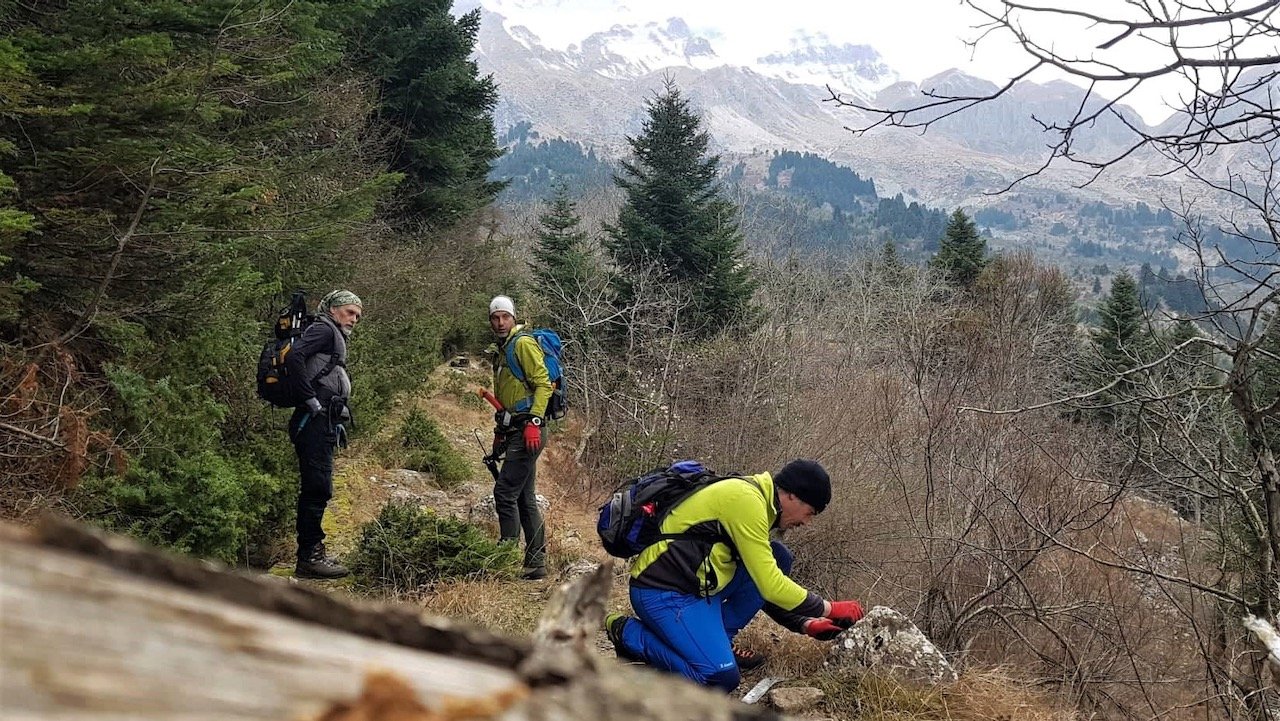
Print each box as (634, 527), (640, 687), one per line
(774, 459), (831, 513)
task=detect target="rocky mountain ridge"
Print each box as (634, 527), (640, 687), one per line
(469, 4), (1188, 211)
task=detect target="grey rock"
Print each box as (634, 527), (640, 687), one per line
(825, 606), (958, 684)
(386, 468), (431, 487)
(470, 493), (550, 521)
(768, 686), (824, 713)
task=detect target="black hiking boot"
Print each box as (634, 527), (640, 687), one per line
(732, 643), (767, 672)
(296, 543), (350, 579)
(605, 613), (642, 662)
(520, 566), (547, 581)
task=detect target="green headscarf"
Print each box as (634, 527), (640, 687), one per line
(317, 289), (362, 314)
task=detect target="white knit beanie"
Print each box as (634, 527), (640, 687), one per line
(489, 295), (516, 318)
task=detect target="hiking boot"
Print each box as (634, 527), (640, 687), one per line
(605, 612), (642, 662)
(732, 643), (767, 672)
(296, 544), (350, 579)
(520, 566), (547, 581)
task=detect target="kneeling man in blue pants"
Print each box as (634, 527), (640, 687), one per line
(604, 459), (866, 691)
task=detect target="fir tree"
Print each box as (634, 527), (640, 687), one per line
(356, 0), (505, 227)
(1093, 271), (1150, 372)
(932, 209), (987, 287)
(878, 238), (907, 285)
(606, 78), (754, 336)
(532, 184), (593, 327)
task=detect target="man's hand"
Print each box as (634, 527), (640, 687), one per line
(828, 600), (864, 625)
(803, 618), (845, 641)
(523, 419), (542, 453)
(304, 397), (323, 414)
(490, 432), (503, 458)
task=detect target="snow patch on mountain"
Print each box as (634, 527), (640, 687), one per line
(461, 0), (894, 94)
(573, 18), (722, 78)
(754, 31), (896, 100)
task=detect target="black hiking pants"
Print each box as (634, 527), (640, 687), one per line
(290, 407), (335, 558)
(494, 429), (546, 569)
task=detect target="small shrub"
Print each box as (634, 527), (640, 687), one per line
(351, 501), (519, 590)
(399, 408), (470, 487)
(76, 365), (294, 564)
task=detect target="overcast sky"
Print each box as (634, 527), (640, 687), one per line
(481, 0), (1220, 124)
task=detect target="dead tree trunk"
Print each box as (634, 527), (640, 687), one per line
(1, 517), (781, 721)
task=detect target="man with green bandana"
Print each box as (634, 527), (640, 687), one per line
(285, 289), (362, 579)
(486, 294), (551, 580)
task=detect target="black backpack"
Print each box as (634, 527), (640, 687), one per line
(255, 291), (341, 408)
(596, 460), (737, 558)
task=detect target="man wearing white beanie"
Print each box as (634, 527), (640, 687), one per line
(486, 294), (551, 580)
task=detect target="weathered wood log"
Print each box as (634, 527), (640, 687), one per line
(518, 560), (612, 683)
(0, 524), (528, 720)
(1, 517), (782, 721)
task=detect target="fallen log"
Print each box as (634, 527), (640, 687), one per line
(1, 518), (782, 721)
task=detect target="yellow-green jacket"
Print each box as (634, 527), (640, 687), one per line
(492, 324), (553, 417)
(630, 472), (826, 617)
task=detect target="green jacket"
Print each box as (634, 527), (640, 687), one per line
(630, 471), (825, 617)
(492, 324), (553, 418)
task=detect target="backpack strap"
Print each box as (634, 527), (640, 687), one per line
(653, 473), (763, 544)
(502, 331), (529, 383)
(502, 331), (540, 412)
(311, 315), (347, 386)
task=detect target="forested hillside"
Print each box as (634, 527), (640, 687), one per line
(3, 2), (1278, 721)
(0, 0), (517, 560)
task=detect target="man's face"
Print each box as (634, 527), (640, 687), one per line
(490, 310), (515, 337)
(329, 304), (362, 334)
(778, 490), (818, 530)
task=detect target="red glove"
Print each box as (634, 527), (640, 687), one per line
(523, 420), (543, 453)
(803, 618), (845, 640)
(828, 600), (864, 625)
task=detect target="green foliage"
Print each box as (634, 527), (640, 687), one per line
(606, 78), (755, 337)
(1, 0), (513, 562)
(399, 408), (470, 487)
(351, 501), (519, 590)
(354, 0), (505, 227)
(532, 185), (596, 327)
(492, 137), (614, 202)
(76, 365), (294, 563)
(765, 150), (877, 208)
(1092, 271), (1151, 372)
(931, 209), (988, 288)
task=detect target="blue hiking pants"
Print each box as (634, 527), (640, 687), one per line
(618, 541), (794, 692)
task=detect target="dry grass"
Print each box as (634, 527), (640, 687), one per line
(809, 667), (1076, 721)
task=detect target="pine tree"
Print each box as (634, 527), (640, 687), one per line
(1093, 271), (1150, 372)
(606, 78), (754, 336)
(532, 185), (593, 327)
(932, 209), (987, 287)
(356, 0), (505, 227)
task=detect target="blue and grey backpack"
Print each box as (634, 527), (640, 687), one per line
(504, 328), (567, 420)
(596, 460), (731, 558)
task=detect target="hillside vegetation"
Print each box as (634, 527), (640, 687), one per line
(2, 2), (1277, 721)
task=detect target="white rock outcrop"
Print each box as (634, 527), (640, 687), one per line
(825, 606), (958, 684)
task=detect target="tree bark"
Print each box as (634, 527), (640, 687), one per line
(1, 518), (783, 721)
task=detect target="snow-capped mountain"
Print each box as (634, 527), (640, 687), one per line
(755, 33), (895, 97)
(465, 0), (1198, 214)
(459, 0), (896, 102)
(572, 18), (720, 78)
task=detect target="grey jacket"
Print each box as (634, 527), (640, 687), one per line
(284, 314), (351, 404)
